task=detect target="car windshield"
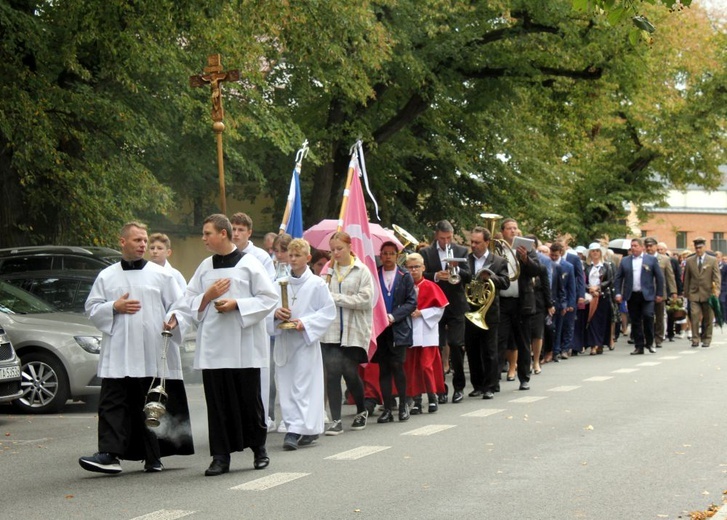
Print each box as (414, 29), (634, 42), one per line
(0, 281), (57, 314)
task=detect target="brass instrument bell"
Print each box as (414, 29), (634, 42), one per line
(464, 274), (496, 329)
(479, 212), (520, 281)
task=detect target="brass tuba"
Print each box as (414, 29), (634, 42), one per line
(464, 271), (496, 329)
(392, 224), (421, 267)
(480, 213), (520, 281)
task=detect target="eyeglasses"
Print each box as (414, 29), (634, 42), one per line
(407, 265), (423, 270)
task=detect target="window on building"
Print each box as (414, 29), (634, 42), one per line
(713, 232), (726, 254)
(676, 231), (687, 250)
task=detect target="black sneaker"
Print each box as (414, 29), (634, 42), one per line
(298, 435), (319, 446)
(79, 452), (122, 474)
(325, 420), (343, 436)
(350, 410), (368, 431)
(143, 459), (163, 472)
(283, 433), (302, 451)
(410, 402), (423, 415)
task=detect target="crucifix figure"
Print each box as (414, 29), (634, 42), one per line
(189, 54), (240, 214)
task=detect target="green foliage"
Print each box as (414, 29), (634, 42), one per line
(0, 0), (723, 249)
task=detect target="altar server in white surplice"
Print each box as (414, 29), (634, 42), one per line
(185, 214), (278, 477)
(79, 222), (193, 476)
(271, 239), (336, 451)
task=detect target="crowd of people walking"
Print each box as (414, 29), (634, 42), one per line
(78, 214), (725, 477)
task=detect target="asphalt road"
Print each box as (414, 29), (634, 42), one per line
(1, 327), (726, 520)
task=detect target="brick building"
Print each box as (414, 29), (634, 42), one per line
(632, 170), (727, 254)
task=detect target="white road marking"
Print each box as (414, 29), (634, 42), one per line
(658, 356), (680, 360)
(462, 408), (506, 418)
(509, 396), (548, 403)
(636, 362), (662, 366)
(324, 446), (391, 460)
(129, 510), (195, 520)
(680, 350), (698, 354)
(401, 424), (456, 436)
(231, 472), (310, 490)
(612, 368), (639, 373)
(548, 386), (581, 392)
(583, 376), (613, 382)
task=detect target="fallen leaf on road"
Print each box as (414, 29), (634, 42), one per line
(65, 495), (74, 499)
(584, 425), (594, 430)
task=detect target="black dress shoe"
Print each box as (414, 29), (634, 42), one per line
(468, 389), (483, 397)
(377, 409), (394, 423)
(253, 447), (270, 470)
(519, 381), (530, 391)
(398, 406), (410, 421)
(428, 402), (438, 413)
(482, 391), (495, 400)
(437, 393), (448, 404)
(452, 391), (464, 403)
(627, 339), (635, 344)
(552, 356), (560, 363)
(410, 402), (423, 415)
(630, 348), (644, 355)
(205, 459), (230, 477)
(506, 375), (515, 382)
(646, 345), (656, 353)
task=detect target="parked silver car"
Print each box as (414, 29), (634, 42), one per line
(0, 281), (101, 413)
(0, 327), (22, 404)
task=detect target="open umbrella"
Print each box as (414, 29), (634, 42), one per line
(303, 219), (403, 252)
(608, 238), (632, 255)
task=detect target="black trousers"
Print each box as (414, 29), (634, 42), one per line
(464, 319), (499, 393)
(497, 297), (532, 383)
(439, 312), (466, 392)
(627, 292), (655, 349)
(98, 377), (194, 461)
(203, 368), (266, 457)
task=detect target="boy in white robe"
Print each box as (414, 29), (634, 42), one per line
(272, 239), (336, 450)
(79, 222), (193, 475)
(184, 214), (278, 476)
(148, 232), (187, 292)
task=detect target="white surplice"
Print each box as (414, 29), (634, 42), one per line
(86, 261), (187, 379)
(272, 268), (335, 436)
(186, 253), (277, 369)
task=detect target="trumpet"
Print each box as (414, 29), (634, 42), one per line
(480, 213), (520, 281)
(445, 244), (461, 285)
(464, 271), (496, 329)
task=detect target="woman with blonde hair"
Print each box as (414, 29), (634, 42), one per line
(320, 232), (374, 435)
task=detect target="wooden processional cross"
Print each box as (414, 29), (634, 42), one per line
(189, 54), (240, 215)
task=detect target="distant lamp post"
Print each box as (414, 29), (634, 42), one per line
(189, 54), (240, 215)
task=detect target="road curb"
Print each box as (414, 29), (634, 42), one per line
(712, 502), (727, 520)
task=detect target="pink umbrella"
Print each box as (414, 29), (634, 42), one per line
(303, 219), (403, 252)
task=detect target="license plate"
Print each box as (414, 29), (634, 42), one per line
(0, 366), (20, 380)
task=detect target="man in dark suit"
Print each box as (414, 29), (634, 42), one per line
(563, 247), (585, 354)
(718, 251), (727, 325)
(421, 220), (472, 403)
(614, 237), (665, 355)
(464, 226), (510, 400)
(549, 242), (576, 361)
(495, 218), (541, 391)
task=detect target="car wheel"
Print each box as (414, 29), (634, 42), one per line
(12, 352), (70, 414)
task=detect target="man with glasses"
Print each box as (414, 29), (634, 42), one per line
(683, 237), (721, 348)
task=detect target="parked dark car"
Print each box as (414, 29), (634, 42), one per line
(2, 270), (100, 314)
(0, 246), (121, 275)
(0, 327), (22, 404)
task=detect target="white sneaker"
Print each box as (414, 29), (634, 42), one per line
(267, 420), (277, 433)
(277, 422), (288, 433)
